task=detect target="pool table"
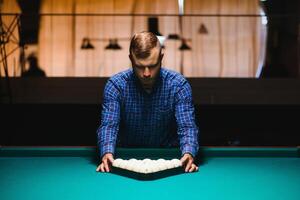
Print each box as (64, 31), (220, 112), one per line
(1, 146), (300, 200)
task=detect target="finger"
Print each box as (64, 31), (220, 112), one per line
(189, 164), (196, 173)
(188, 165), (195, 173)
(185, 159), (193, 172)
(180, 155), (188, 164)
(103, 159), (110, 172)
(100, 163), (105, 172)
(96, 164), (101, 172)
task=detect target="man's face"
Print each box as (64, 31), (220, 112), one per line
(130, 47), (163, 90)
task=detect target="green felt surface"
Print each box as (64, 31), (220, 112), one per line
(1, 147), (300, 200)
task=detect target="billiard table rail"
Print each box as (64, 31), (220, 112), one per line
(0, 146), (299, 158)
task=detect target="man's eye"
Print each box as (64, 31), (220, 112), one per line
(136, 65), (144, 69)
(135, 63), (157, 69)
(148, 64), (159, 69)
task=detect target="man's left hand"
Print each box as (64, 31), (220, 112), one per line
(180, 153), (199, 173)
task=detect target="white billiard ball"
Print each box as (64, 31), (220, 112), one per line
(148, 164), (157, 173)
(129, 158), (137, 163)
(125, 161), (134, 171)
(144, 166), (151, 174)
(142, 158), (151, 164)
(156, 163), (164, 171)
(119, 159), (126, 169)
(157, 158), (166, 165)
(122, 160), (128, 169)
(139, 165), (147, 173)
(161, 163), (169, 171)
(135, 165), (143, 173)
(164, 160), (173, 169)
(157, 158), (166, 163)
(152, 164), (160, 172)
(113, 158), (122, 167)
(171, 159), (182, 167)
(131, 163), (140, 172)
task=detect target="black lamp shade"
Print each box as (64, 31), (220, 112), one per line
(81, 38), (94, 49)
(179, 39), (191, 50)
(199, 23), (208, 34)
(105, 39), (122, 50)
(167, 33), (180, 40)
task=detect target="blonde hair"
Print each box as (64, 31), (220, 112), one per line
(129, 31), (161, 59)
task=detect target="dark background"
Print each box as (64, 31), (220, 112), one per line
(259, 0), (299, 78)
(1, 104), (300, 146)
(1, 78), (300, 146)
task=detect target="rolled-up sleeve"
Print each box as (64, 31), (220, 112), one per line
(96, 80), (121, 158)
(175, 80), (199, 157)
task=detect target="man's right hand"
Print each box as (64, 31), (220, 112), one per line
(96, 153), (114, 172)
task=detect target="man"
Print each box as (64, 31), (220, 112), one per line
(96, 31), (199, 173)
(22, 54), (46, 77)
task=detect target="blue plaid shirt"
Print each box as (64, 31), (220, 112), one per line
(97, 68), (199, 158)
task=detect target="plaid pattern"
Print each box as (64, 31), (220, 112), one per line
(97, 68), (199, 158)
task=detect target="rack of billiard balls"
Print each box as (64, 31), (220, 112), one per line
(111, 158), (184, 180)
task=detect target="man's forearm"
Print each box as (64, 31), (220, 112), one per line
(97, 125), (118, 158)
(97, 117), (119, 158)
(179, 128), (199, 157)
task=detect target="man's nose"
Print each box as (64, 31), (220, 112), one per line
(143, 67), (151, 78)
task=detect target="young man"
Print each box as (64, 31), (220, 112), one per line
(96, 31), (199, 173)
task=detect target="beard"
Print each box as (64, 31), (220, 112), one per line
(140, 79), (154, 88)
(141, 78), (154, 83)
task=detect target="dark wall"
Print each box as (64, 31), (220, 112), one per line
(1, 78), (300, 147)
(1, 104), (300, 147)
(260, 0), (300, 78)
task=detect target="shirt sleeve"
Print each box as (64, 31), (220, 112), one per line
(96, 79), (121, 158)
(175, 80), (199, 157)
